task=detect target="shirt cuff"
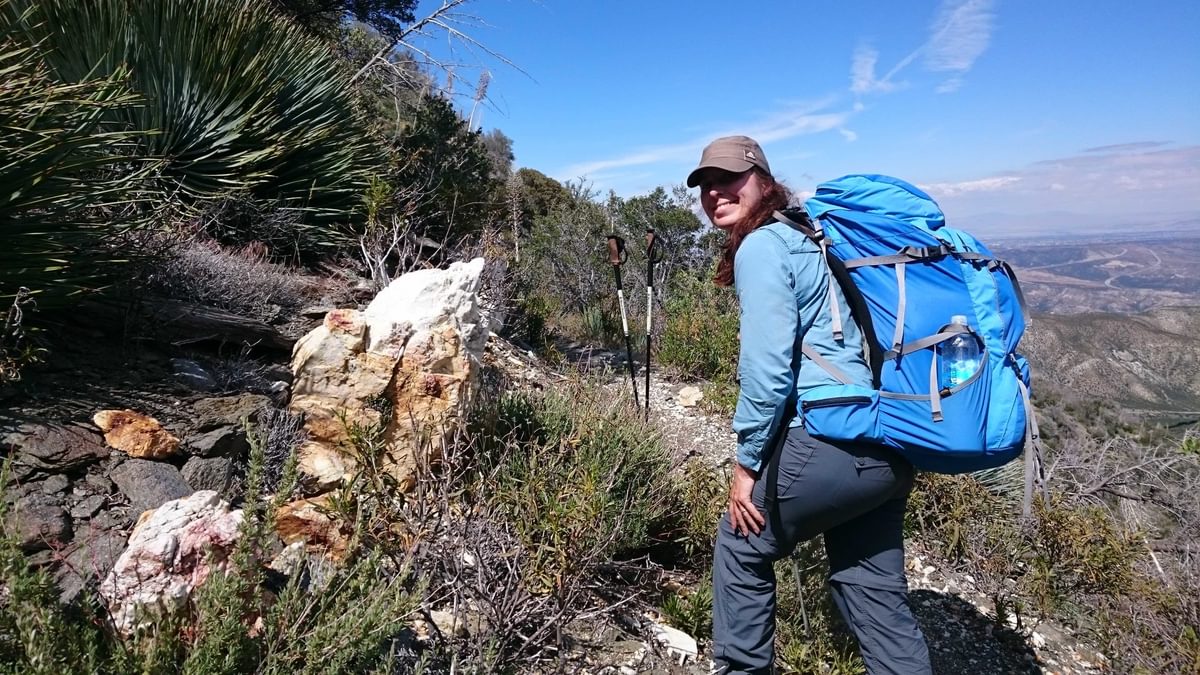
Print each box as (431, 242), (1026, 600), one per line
(735, 444), (762, 473)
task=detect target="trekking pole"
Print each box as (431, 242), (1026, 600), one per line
(607, 234), (641, 410)
(792, 551), (811, 636)
(644, 227), (664, 423)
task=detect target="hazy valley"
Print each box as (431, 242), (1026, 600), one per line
(994, 229), (1200, 314)
(995, 230), (1200, 426)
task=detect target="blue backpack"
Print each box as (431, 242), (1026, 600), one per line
(773, 175), (1043, 504)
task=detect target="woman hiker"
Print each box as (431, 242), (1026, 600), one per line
(688, 136), (932, 675)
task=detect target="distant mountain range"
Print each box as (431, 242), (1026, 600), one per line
(994, 234), (1200, 314)
(957, 211), (1200, 241)
(975, 231), (1200, 425)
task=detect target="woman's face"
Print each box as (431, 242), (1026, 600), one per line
(698, 168), (766, 231)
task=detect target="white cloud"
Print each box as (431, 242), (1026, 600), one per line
(935, 76), (964, 94)
(851, 46), (898, 94)
(839, 128), (858, 142)
(920, 176), (1021, 196)
(848, 0), (994, 96)
(931, 144), (1200, 217)
(558, 100), (853, 179)
(925, 0), (995, 73)
(1082, 141), (1170, 154)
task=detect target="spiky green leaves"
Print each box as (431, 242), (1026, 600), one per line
(0, 5), (151, 304)
(9, 0), (378, 242)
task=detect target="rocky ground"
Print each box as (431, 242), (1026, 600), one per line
(1, 319), (1110, 674)
(492, 338), (1112, 674)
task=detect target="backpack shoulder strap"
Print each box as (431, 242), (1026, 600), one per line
(772, 209), (884, 388)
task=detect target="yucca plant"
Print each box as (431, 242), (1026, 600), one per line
(6, 0), (379, 258)
(0, 1), (153, 305)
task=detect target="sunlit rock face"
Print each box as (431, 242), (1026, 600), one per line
(289, 258), (489, 492)
(93, 409), (180, 460)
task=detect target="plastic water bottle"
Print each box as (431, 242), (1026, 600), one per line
(940, 315), (981, 389)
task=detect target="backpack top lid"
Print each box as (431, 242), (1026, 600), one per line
(805, 174), (945, 232)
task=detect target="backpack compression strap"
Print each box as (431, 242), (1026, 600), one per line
(843, 245), (951, 353)
(850, 248), (1032, 331)
(1017, 377), (1047, 519)
(773, 208), (885, 387)
(879, 323), (980, 422)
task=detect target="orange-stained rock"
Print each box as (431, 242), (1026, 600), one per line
(274, 496), (351, 562)
(92, 409), (180, 459)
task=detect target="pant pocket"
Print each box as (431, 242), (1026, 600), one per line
(773, 427), (818, 496)
(850, 445), (913, 494)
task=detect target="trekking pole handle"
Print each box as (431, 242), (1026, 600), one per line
(645, 228), (665, 263)
(606, 235), (628, 266)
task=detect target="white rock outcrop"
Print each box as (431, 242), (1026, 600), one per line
(289, 258), (489, 491)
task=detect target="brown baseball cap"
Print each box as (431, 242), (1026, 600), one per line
(686, 135), (771, 188)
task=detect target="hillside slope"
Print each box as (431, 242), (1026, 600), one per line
(1021, 306), (1200, 414)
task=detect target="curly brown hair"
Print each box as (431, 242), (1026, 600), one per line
(712, 169), (793, 287)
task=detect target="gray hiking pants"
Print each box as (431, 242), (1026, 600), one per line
(712, 427), (932, 675)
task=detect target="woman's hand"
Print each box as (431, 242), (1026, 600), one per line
(728, 463), (765, 536)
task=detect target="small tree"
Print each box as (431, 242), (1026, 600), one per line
(387, 94), (496, 244)
(271, 0), (418, 40)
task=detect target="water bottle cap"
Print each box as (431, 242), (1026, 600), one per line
(950, 314), (970, 326)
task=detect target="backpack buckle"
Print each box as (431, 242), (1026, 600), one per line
(901, 244), (952, 260)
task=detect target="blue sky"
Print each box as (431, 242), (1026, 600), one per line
(416, 0), (1200, 232)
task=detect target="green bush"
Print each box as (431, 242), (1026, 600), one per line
(672, 460), (727, 561)
(656, 268), (739, 384)
(661, 580), (713, 640)
(1026, 495), (1139, 616)
(386, 94), (497, 244)
(473, 382), (678, 593)
(516, 183), (612, 321)
(774, 539), (865, 674)
(0, 4), (151, 306)
(904, 471), (1192, 669)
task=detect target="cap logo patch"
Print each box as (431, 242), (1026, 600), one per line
(745, 150), (757, 161)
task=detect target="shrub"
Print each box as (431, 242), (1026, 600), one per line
(515, 183), (613, 322)
(774, 539), (865, 674)
(656, 268), (739, 384)
(386, 94), (497, 245)
(1025, 495), (1139, 616)
(661, 580), (713, 640)
(1096, 565), (1200, 674)
(511, 292), (557, 348)
(0, 4), (151, 307)
(671, 460), (727, 562)
(904, 470), (1191, 669)
(140, 234), (320, 324)
(473, 382), (678, 592)
(7, 0), (378, 257)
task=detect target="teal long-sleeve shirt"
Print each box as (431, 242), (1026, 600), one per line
(731, 220), (872, 472)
